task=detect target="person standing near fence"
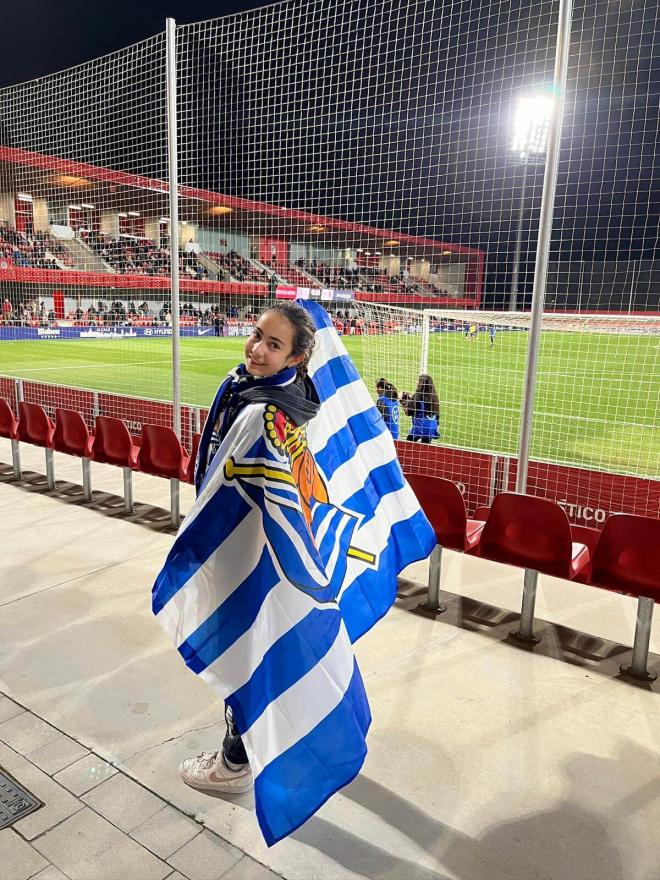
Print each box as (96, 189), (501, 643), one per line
(401, 373), (440, 443)
(375, 377), (400, 439)
(174, 301), (320, 793)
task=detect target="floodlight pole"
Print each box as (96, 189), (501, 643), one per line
(508, 161), (528, 311)
(166, 17), (182, 438)
(516, 0), (574, 493)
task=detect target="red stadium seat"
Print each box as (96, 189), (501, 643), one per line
(54, 408), (93, 459)
(589, 514), (660, 680)
(477, 492), (590, 643)
(405, 474), (486, 612)
(137, 424), (186, 480)
(0, 399), (18, 440)
(137, 424), (187, 526)
(92, 416), (139, 513)
(182, 432), (201, 485)
(406, 474), (485, 552)
(54, 408), (94, 501)
(478, 492), (589, 580)
(92, 416), (139, 469)
(0, 399), (21, 479)
(18, 402), (55, 448)
(18, 402), (56, 489)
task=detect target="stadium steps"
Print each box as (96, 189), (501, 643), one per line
(59, 236), (113, 273)
(196, 251), (224, 278)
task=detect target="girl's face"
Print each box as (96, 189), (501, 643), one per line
(244, 311), (303, 377)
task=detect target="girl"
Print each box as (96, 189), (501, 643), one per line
(400, 373), (440, 443)
(179, 301), (320, 794)
(375, 377), (400, 439)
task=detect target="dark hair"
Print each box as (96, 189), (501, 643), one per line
(413, 373), (440, 418)
(262, 302), (317, 378)
(376, 377), (399, 400)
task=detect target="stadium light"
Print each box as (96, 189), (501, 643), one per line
(509, 92), (553, 310)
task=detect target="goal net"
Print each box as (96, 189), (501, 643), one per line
(354, 301), (659, 514)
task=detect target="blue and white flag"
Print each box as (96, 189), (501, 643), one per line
(152, 299), (435, 846)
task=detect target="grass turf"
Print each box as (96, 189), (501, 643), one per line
(1, 330), (657, 476)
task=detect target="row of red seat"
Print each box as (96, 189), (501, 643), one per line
(0, 400), (201, 524)
(406, 473), (659, 683)
(2, 402), (656, 680)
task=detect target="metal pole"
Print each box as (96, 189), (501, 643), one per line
(170, 477), (180, 528)
(511, 569), (540, 644)
(621, 597), (656, 681)
(82, 457), (92, 501)
(45, 448), (55, 491)
(508, 162), (528, 311)
(166, 17), (182, 439)
(425, 544), (447, 613)
(10, 439), (21, 479)
(515, 0), (574, 493)
(420, 311), (430, 374)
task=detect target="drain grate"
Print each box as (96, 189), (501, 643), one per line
(0, 769), (42, 829)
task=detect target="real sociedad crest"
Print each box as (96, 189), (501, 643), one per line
(222, 405), (377, 603)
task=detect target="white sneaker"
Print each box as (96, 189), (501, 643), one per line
(179, 750), (253, 794)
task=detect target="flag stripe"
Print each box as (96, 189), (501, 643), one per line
(152, 483), (251, 614)
(254, 661), (370, 847)
(340, 458), (406, 519)
(339, 509), (435, 641)
(156, 504), (265, 647)
(199, 582), (327, 698)
(177, 547), (281, 674)
(242, 621), (355, 778)
(311, 354), (361, 403)
(314, 407), (386, 480)
(227, 607), (343, 734)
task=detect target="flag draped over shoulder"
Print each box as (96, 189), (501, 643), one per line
(152, 299), (436, 846)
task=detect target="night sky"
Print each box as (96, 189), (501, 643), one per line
(0, 0), (656, 307)
(0, 2), (263, 88)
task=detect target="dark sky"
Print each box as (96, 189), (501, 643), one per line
(0, 1), (264, 87)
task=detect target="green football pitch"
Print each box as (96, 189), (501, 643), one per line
(1, 331), (658, 476)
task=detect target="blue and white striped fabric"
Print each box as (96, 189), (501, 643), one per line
(152, 299), (435, 846)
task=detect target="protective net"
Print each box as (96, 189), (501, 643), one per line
(0, 0), (656, 518)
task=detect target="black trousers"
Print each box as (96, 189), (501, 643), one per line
(222, 705), (248, 765)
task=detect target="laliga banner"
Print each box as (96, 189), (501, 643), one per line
(0, 325), (252, 341)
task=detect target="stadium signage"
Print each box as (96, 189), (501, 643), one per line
(37, 328), (61, 337)
(557, 500), (607, 524)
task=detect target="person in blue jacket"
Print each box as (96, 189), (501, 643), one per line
(401, 373), (440, 443)
(375, 377), (400, 439)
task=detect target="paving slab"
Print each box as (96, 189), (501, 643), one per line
(32, 806), (172, 880)
(0, 751), (83, 840)
(166, 829), (242, 880)
(29, 866), (70, 880)
(131, 803), (203, 859)
(54, 753), (117, 796)
(0, 696), (25, 724)
(26, 732), (90, 775)
(0, 712), (60, 756)
(220, 857), (283, 880)
(81, 771), (165, 833)
(0, 829), (48, 880)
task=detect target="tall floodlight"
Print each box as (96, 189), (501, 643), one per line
(508, 94), (553, 311)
